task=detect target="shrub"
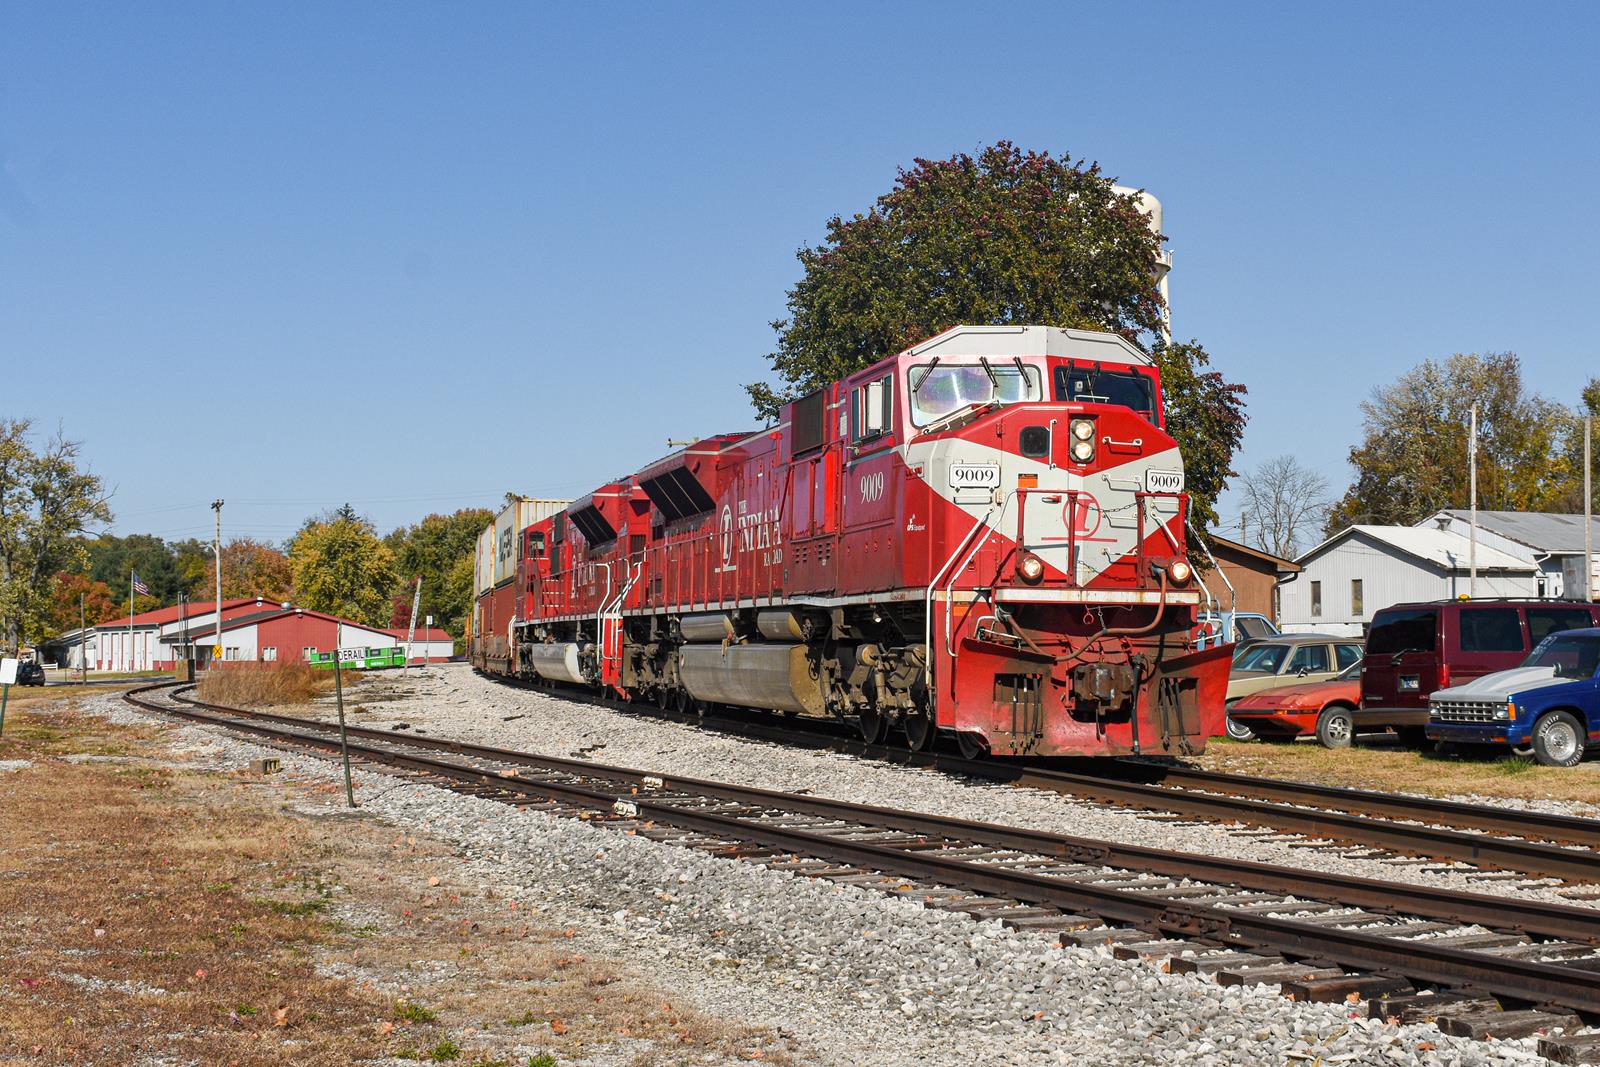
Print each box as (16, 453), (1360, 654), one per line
(195, 661), (334, 707)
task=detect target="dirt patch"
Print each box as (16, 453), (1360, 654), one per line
(0, 697), (795, 1065)
(1200, 736), (1600, 809)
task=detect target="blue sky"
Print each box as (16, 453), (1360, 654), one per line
(3, 2), (1596, 545)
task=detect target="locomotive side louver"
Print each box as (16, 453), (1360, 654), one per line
(639, 465), (716, 522)
(568, 503), (616, 546)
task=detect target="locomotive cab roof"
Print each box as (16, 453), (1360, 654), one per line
(899, 324), (1154, 366)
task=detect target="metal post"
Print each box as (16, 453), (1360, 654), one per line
(1586, 416), (1594, 603)
(333, 651), (355, 807)
(127, 570), (135, 673)
(211, 499), (224, 668)
(0, 683), (8, 737)
(1468, 403), (1478, 599)
(79, 592), (85, 684)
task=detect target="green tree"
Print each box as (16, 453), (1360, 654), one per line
(384, 507), (493, 639)
(746, 141), (1246, 527)
(1328, 353), (1580, 531)
(87, 533), (184, 607)
(288, 511), (398, 626)
(0, 419), (114, 651)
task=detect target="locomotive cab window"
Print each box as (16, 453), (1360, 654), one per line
(1053, 365), (1156, 422)
(908, 362), (1040, 427)
(853, 375), (893, 440)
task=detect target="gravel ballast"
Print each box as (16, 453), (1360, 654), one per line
(97, 678), (1578, 1066)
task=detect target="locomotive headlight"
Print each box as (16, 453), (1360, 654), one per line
(1068, 419), (1096, 464)
(1016, 553), (1045, 584)
(1168, 558), (1193, 585)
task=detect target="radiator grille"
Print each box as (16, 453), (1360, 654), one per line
(1430, 700), (1500, 723)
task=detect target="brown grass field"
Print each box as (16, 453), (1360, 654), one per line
(195, 660), (335, 707)
(0, 687), (793, 1066)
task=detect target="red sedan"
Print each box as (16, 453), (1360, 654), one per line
(1226, 661), (1363, 748)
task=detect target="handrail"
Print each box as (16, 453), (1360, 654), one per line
(926, 491), (1016, 685)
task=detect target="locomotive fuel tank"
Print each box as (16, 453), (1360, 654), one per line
(678, 644), (826, 716)
(524, 642), (589, 685)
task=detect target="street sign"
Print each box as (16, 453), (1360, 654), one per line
(0, 658), (16, 685)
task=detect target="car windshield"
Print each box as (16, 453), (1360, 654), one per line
(1524, 633), (1600, 678)
(1235, 643), (1288, 673)
(908, 363), (1041, 427)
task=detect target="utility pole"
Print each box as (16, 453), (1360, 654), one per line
(79, 592), (85, 684)
(1586, 415), (1594, 603)
(1468, 403), (1478, 599)
(211, 499), (224, 667)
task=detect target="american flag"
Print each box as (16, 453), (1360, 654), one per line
(132, 573), (150, 597)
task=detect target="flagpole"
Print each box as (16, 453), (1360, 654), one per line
(128, 571), (135, 673)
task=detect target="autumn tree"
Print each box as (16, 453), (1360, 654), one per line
(1238, 455), (1330, 559)
(1328, 354), (1581, 531)
(43, 571), (117, 635)
(0, 420), (113, 651)
(383, 507), (493, 638)
(746, 141), (1247, 527)
(219, 537), (293, 601)
(287, 508), (398, 626)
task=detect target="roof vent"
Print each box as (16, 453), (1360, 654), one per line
(1434, 515), (1452, 533)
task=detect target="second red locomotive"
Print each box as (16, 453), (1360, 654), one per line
(470, 324), (1231, 757)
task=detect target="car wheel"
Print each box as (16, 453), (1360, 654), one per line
(1532, 711), (1586, 768)
(1225, 712), (1257, 742)
(1315, 705), (1354, 749)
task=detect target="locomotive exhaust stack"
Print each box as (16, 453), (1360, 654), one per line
(470, 324), (1231, 759)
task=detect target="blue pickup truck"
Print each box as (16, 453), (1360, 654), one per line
(1426, 628), (1600, 767)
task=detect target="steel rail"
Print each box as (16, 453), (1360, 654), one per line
(1100, 760), (1600, 850)
(146, 683), (1600, 941)
(510, 687), (1600, 881)
(121, 682), (1600, 1015)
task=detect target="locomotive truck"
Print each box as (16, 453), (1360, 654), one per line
(470, 324), (1232, 758)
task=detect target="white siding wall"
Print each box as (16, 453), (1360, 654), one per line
(1278, 530), (1540, 637)
(96, 628), (163, 670)
(1432, 516), (1568, 596)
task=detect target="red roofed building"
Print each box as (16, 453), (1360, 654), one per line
(155, 608), (454, 667)
(89, 598), (454, 671)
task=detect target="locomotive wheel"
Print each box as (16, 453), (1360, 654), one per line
(903, 712), (936, 752)
(955, 731), (988, 760)
(857, 706), (887, 745)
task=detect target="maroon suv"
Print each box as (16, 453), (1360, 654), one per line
(1357, 599), (1600, 743)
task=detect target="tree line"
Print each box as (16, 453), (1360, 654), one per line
(0, 419), (492, 653)
(1236, 362), (1600, 560)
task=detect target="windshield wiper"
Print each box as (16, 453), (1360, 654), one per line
(912, 357), (941, 396)
(977, 356), (999, 389)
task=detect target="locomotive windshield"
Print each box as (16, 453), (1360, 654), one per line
(1053, 365), (1156, 420)
(909, 362), (1041, 427)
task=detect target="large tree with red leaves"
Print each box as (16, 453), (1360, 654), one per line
(747, 141), (1247, 528)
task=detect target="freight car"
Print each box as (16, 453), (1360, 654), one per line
(469, 325), (1232, 757)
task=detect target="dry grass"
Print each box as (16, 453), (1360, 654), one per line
(1201, 736), (1600, 809)
(0, 698), (797, 1066)
(196, 660), (334, 707)
(0, 713), (390, 1064)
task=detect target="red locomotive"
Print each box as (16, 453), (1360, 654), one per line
(470, 324), (1231, 757)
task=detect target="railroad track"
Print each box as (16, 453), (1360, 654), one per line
(499, 680), (1600, 886)
(124, 682), (1600, 1056)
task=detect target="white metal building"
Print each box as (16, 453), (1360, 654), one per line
(1421, 510), (1600, 599)
(1279, 525), (1539, 637)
